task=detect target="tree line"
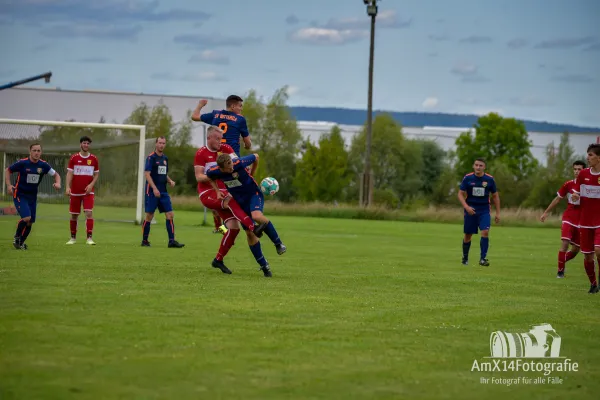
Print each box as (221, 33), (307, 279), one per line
(18, 86), (587, 213)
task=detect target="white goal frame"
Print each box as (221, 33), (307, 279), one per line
(0, 118), (147, 224)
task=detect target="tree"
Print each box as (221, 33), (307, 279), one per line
(294, 126), (352, 202)
(455, 113), (538, 180)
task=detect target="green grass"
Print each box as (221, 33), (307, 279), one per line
(0, 204), (598, 399)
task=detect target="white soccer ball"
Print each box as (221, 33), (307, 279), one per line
(260, 177), (279, 196)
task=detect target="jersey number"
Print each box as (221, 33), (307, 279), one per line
(218, 123), (228, 143)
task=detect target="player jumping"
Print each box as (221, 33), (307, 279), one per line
(207, 153), (287, 277)
(571, 144), (600, 294)
(540, 160), (586, 277)
(191, 95), (252, 234)
(457, 158), (501, 266)
(65, 136), (99, 245)
(194, 126), (262, 274)
(4, 143), (61, 249)
(141, 136), (184, 248)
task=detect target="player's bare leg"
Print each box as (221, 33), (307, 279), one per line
(479, 230), (490, 266)
(251, 211), (286, 255)
(462, 233), (473, 265)
(141, 212), (154, 246)
(84, 210), (95, 245)
(67, 213), (78, 245)
(165, 211), (184, 248)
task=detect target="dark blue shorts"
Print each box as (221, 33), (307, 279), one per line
(145, 193), (173, 214)
(13, 194), (37, 223)
(464, 211), (491, 234)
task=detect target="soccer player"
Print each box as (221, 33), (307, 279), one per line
(194, 125), (261, 274)
(141, 136), (184, 248)
(191, 95), (252, 233)
(65, 136), (99, 245)
(539, 160), (586, 278)
(571, 144), (600, 294)
(4, 143), (61, 249)
(457, 158), (501, 266)
(207, 153), (287, 277)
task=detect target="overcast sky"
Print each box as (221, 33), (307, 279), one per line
(1, 0), (599, 127)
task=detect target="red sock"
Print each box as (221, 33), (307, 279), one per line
(558, 251), (566, 272)
(86, 219), (94, 238)
(226, 199), (255, 231)
(213, 213), (221, 229)
(70, 220), (77, 238)
(584, 260), (597, 286)
(216, 229), (239, 261)
(565, 251), (577, 262)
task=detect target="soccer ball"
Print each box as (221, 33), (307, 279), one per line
(260, 177), (279, 196)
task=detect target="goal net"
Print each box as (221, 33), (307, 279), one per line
(0, 118), (150, 224)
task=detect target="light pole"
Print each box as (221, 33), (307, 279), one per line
(360, 0), (377, 207)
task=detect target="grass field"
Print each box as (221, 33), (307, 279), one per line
(1, 204), (598, 400)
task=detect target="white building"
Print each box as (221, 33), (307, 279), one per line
(1, 87), (597, 164)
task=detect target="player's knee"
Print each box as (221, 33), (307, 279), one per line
(84, 211), (93, 219)
(251, 211), (267, 223)
(165, 212), (174, 220)
(145, 213), (154, 222)
(22, 216), (31, 223)
(480, 230), (489, 237)
(464, 234), (472, 242)
(225, 219), (239, 229)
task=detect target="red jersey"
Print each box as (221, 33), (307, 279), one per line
(572, 167), (600, 228)
(67, 153), (99, 195)
(556, 179), (580, 226)
(193, 144), (236, 195)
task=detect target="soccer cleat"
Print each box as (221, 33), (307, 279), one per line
(20, 243), (28, 250)
(260, 264), (272, 277)
(479, 259), (490, 267)
(461, 257), (469, 266)
(254, 223), (267, 238)
(168, 240), (185, 248)
(141, 240), (151, 247)
(276, 243), (287, 255)
(557, 271), (565, 279)
(13, 237), (21, 250)
(589, 285), (599, 294)
(86, 238), (96, 246)
(66, 238), (77, 245)
(212, 259), (232, 274)
(212, 229), (220, 234)
(217, 225), (228, 235)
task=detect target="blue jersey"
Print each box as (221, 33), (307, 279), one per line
(201, 109), (249, 156)
(8, 158), (54, 197)
(459, 172), (497, 211)
(144, 152), (169, 194)
(206, 155), (258, 201)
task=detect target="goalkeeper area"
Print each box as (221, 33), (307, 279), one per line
(0, 204), (598, 399)
(0, 118), (152, 224)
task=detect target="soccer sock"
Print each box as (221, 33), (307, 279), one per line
(21, 224), (32, 244)
(216, 228), (239, 261)
(584, 260), (597, 286)
(70, 220), (77, 238)
(142, 220), (151, 241)
(462, 240), (471, 259)
(558, 251), (567, 272)
(227, 201), (255, 231)
(565, 251), (577, 262)
(166, 219), (175, 241)
(86, 219), (93, 238)
(249, 242), (268, 267)
(213, 213), (221, 229)
(15, 219), (27, 242)
(263, 221), (282, 246)
(480, 237), (489, 260)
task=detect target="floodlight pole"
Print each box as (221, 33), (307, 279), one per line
(0, 72), (52, 91)
(361, 0), (377, 207)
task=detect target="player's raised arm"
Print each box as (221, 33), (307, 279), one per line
(191, 99), (211, 122)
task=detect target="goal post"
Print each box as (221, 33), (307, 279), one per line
(0, 118), (147, 224)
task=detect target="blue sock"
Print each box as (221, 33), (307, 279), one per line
(480, 237), (489, 259)
(166, 219), (175, 241)
(249, 242), (268, 267)
(142, 220), (151, 241)
(264, 221), (282, 246)
(462, 240), (471, 259)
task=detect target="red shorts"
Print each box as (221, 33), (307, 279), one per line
(199, 190), (234, 222)
(69, 194), (94, 214)
(579, 228), (600, 254)
(560, 222), (580, 246)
